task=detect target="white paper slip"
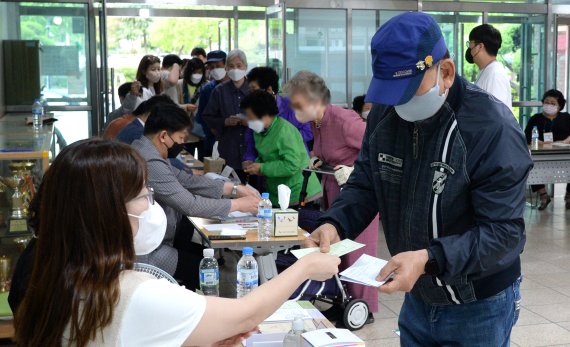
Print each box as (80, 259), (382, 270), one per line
(228, 211), (254, 218)
(339, 254), (390, 287)
(264, 301), (313, 322)
(220, 228), (247, 236)
(203, 224), (244, 232)
(237, 222), (259, 229)
(290, 239), (365, 259)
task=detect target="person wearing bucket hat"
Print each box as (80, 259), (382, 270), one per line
(306, 12), (533, 345)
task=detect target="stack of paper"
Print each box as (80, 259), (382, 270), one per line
(339, 254), (391, 287)
(220, 228), (246, 236)
(291, 239), (365, 259)
(203, 223), (244, 232)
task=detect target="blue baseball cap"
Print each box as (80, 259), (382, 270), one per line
(206, 50), (227, 64)
(365, 12), (448, 106)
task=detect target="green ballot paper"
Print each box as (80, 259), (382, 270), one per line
(291, 239), (365, 259)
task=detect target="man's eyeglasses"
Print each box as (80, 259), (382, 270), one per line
(466, 40), (480, 48)
(131, 187), (155, 205)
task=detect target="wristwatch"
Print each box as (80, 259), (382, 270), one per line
(424, 249), (440, 276)
(231, 183), (239, 198)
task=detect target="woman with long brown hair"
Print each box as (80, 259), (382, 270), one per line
(14, 139), (339, 346)
(122, 55), (180, 114)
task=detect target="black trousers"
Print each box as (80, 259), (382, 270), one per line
(173, 217), (205, 291)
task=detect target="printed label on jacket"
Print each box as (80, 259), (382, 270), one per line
(378, 153), (403, 167)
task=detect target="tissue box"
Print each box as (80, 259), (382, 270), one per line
(203, 157), (225, 174)
(273, 209), (299, 237)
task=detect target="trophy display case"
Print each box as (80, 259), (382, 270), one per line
(0, 115), (53, 297)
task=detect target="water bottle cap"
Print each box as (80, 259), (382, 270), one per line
(261, 193), (269, 199)
(292, 317), (304, 331)
(242, 247), (254, 255)
(203, 248), (214, 257)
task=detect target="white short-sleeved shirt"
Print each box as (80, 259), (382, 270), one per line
(121, 279), (206, 346)
(475, 60), (513, 111)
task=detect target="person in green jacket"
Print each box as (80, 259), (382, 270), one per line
(241, 90), (321, 206)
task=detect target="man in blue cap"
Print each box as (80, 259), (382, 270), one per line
(306, 12), (533, 345)
(195, 50), (229, 159)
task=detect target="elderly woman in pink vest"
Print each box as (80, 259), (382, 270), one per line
(285, 71), (380, 323)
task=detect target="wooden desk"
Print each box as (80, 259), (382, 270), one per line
(188, 216), (306, 283)
(190, 216), (305, 250)
(528, 143), (570, 185)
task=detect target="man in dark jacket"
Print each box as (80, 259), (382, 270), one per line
(306, 12), (533, 346)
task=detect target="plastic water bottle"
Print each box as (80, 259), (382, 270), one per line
(531, 126), (539, 150)
(31, 99), (43, 131)
(236, 247), (258, 298)
(283, 317), (305, 347)
(257, 192), (273, 241)
(199, 248), (219, 296)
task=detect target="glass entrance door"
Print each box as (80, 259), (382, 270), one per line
(266, 4), (285, 87)
(2, 1), (96, 143)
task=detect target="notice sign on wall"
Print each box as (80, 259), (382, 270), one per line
(41, 45), (79, 76)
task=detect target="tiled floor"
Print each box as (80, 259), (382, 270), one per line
(216, 196), (570, 346)
(355, 197), (570, 347)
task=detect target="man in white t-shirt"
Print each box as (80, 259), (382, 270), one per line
(466, 24), (513, 111)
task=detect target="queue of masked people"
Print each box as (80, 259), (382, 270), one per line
(8, 11), (567, 346)
(98, 45), (381, 325)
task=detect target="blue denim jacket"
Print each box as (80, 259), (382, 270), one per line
(320, 76), (533, 305)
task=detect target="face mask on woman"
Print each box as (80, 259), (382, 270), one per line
(295, 105), (320, 123)
(361, 110), (371, 120)
(543, 104), (558, 116)
(146, 70), (161, 84)
(228, 68), (247, 82)
(210, 68), (226, 81)
(191, 73), (203, 84)
(248, 119), (265, 133)
(129, 202), (167, 255)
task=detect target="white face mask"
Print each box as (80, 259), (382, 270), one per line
(248, 119), (265, 133)
(128, 202), (167, 255)
(361, 110), (371, 120)
(191, 73), (203, 84)
(295, 105), (319, 124)
(543, 104), (558, 116)
(394, 64), (447, 122)
(228, 68), (247, 82)
(210, 68), (226, 81)
(146, 70), (161, 84)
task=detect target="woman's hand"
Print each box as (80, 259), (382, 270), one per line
(186, 104), (198, 112)
(309, 157), (322, 170)
(299, 252), (340, 281)
(130, 81), (142, 97)
(244, 163), (261, 176)
(333, 165), (354, 186)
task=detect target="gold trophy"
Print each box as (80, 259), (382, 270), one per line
(0, 162), (34, 233)
(0, 256), (11, 292)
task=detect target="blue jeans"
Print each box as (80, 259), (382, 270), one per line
(399, 277), (522, 347)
